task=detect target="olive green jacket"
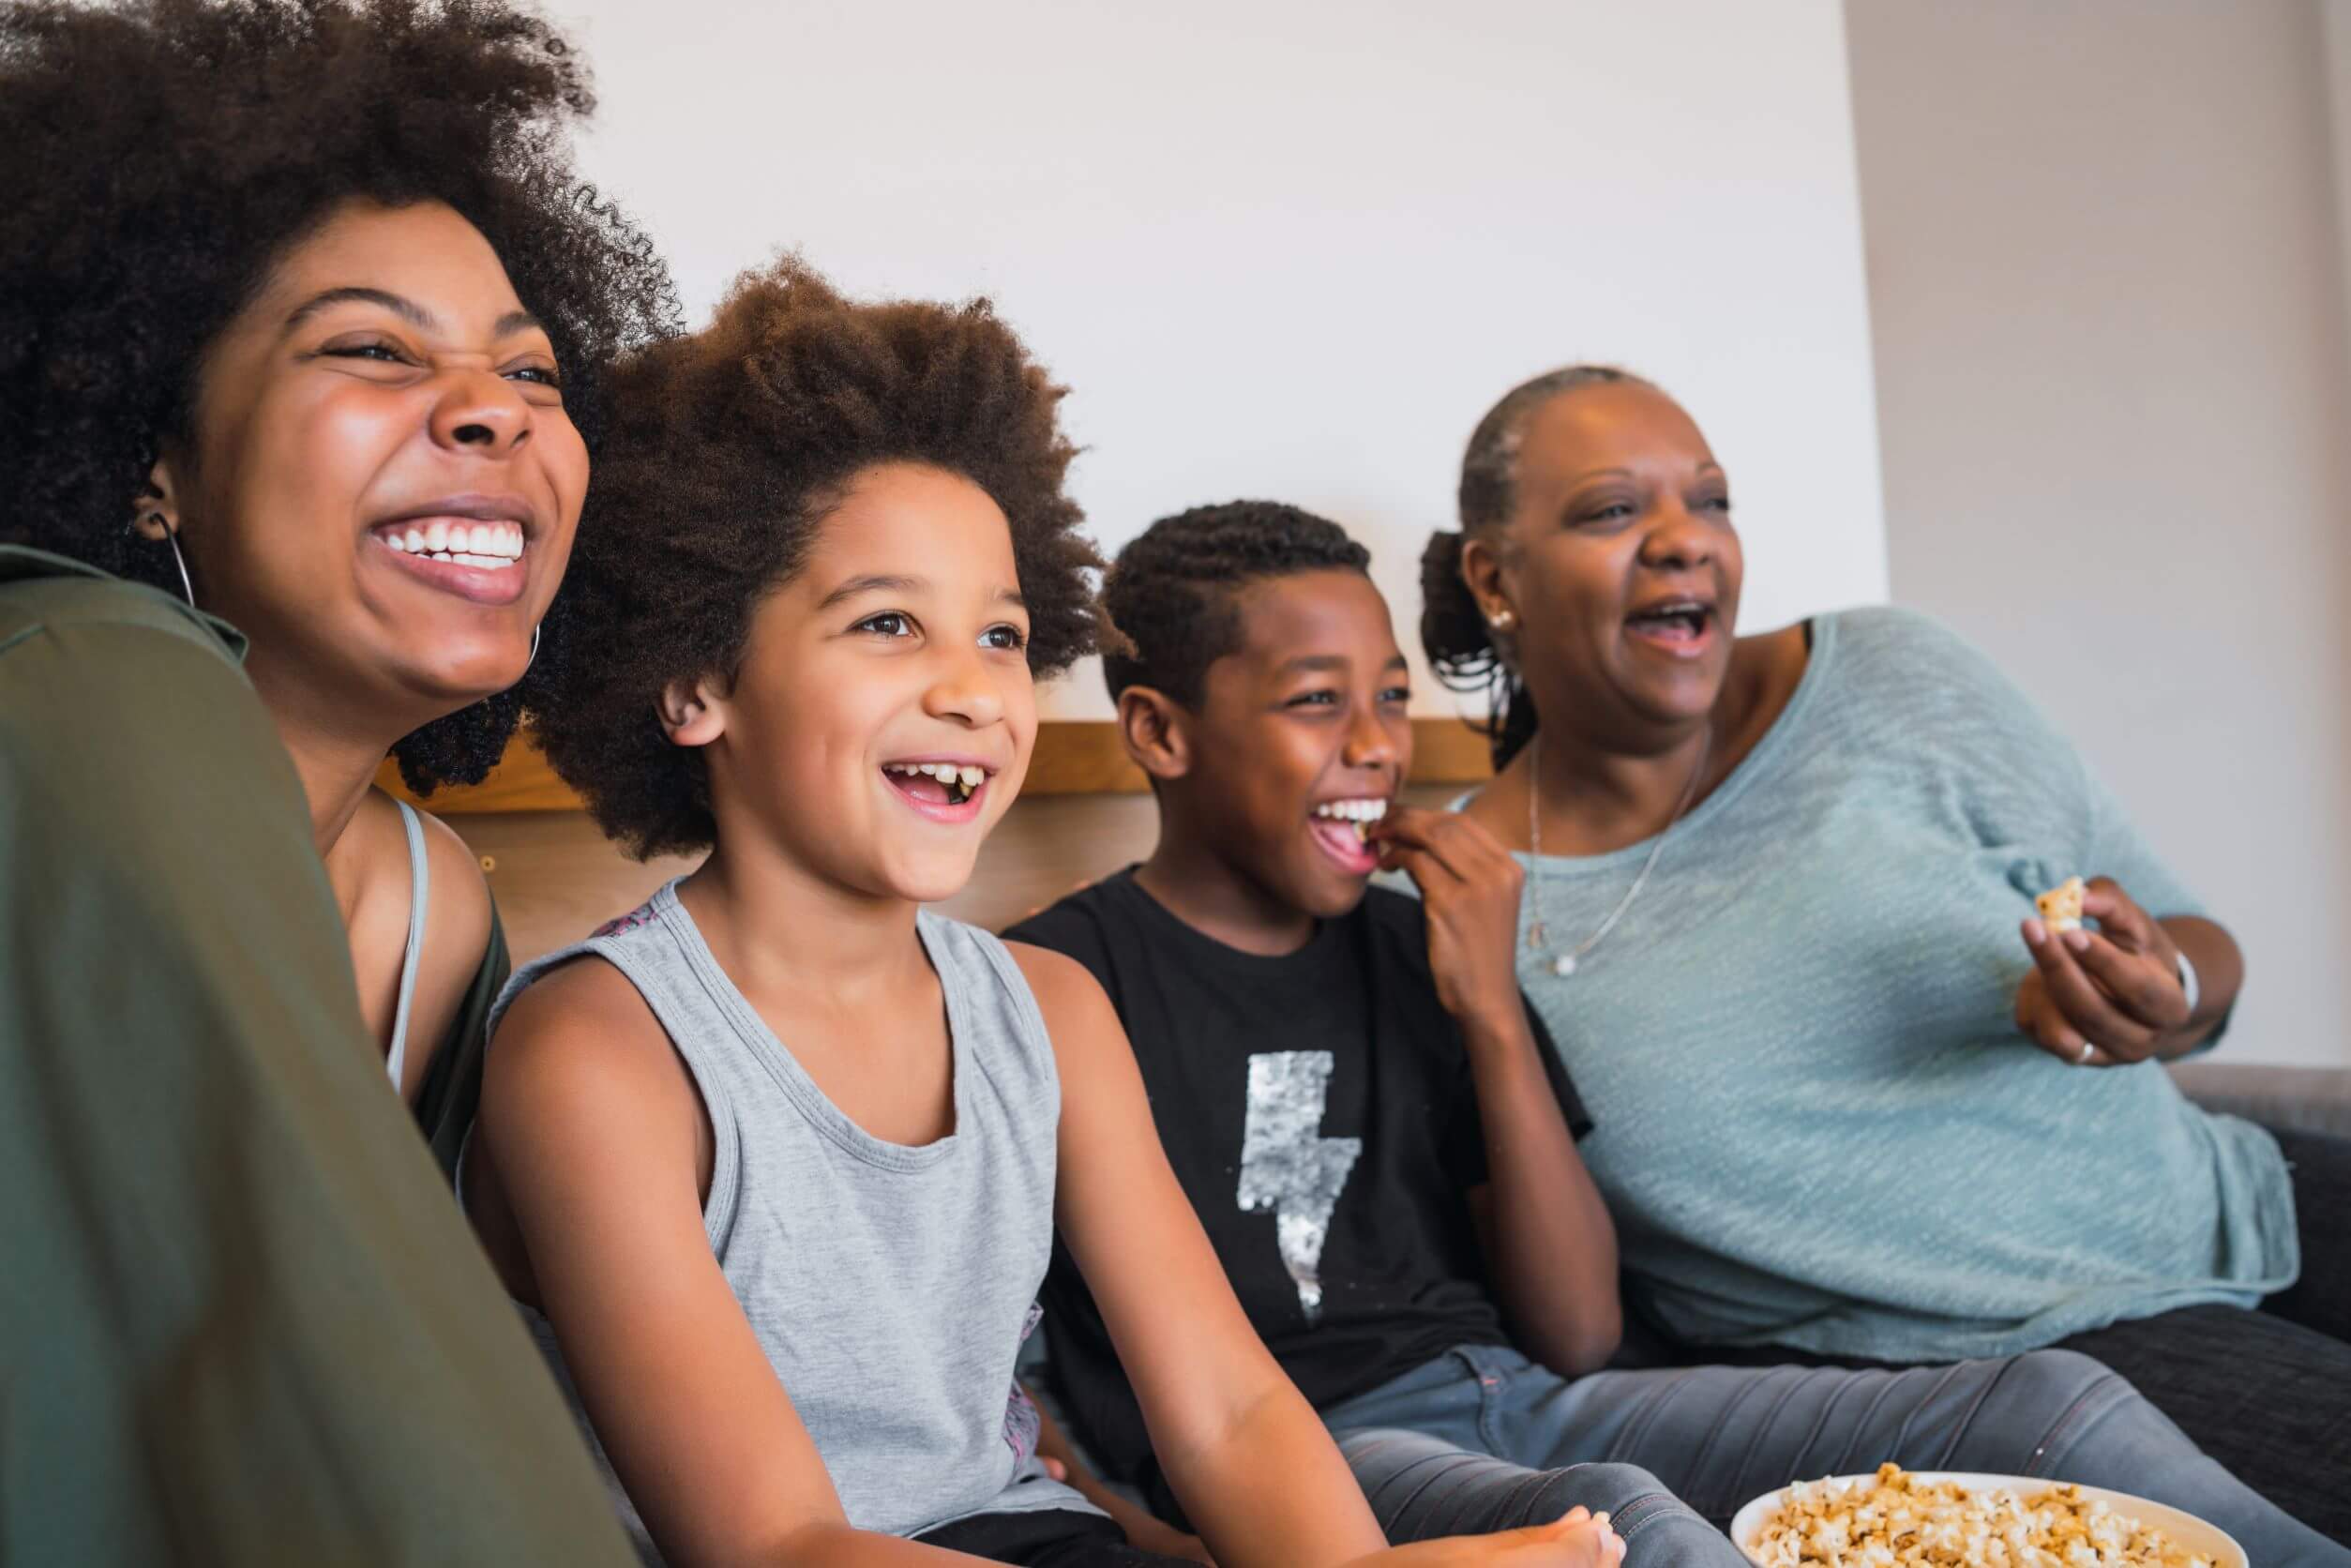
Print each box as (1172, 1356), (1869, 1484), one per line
(0, 545), (632, 1564)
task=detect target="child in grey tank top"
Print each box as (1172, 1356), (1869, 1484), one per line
(460, 262), (1618, 1568)
(490, 884), (1080, 1550)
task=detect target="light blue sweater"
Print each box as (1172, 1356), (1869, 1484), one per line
(1448, 608), (2297, 1362)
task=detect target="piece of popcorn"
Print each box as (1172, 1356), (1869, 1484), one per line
(2039, 876), (2087, 933)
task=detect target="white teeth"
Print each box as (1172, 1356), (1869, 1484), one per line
(1313, 798), (1390, 822)
(884, 761), (986, 800)
(385, 540), (515, 568)
(381, 520), (524, 563)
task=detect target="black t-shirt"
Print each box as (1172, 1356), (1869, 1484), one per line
(1005, 869), (1589, 1504)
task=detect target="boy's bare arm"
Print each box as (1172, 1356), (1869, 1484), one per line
(1374, 809), (1620, 1375)
(476, 966), (995, 1568)
(1029, 1394), (1214, 1564)
(1460, 1018), (1622, 1376)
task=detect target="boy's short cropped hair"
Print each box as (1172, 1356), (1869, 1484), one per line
(530, 258), (1102, 859)
(1099, 501), (1369, 708)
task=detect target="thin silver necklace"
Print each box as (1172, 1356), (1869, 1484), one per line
(1524, 725), (1712, 978)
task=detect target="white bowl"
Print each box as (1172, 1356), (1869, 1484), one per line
(1730, 1470), (2246, 1567)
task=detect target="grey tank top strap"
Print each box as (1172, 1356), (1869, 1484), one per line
(384, 799), (430, 1093)
(486, 881), (1094, 1557)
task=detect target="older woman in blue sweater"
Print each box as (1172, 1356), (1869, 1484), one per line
(1419, 366), (2346, 1540)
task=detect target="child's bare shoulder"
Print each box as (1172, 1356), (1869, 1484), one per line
(490, 956), (685, 1110)
(1000, 940), (1123, 1065)
(474, 954), (713, 1288)
(1001, 939), (1106, 1017)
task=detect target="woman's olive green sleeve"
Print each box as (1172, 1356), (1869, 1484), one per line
(0, 579), (635, 1565)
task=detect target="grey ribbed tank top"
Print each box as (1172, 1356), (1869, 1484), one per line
(480, 879), (1095, 1558)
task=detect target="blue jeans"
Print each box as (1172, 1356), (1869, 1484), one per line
(1326, 1344), (2348, 1568)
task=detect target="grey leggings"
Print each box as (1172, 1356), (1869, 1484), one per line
(1329, 1345), (2347, 1567)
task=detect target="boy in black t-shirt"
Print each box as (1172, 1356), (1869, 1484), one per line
(1005, 504), (2335, 1566)
(1009, 500), (1645, 1547)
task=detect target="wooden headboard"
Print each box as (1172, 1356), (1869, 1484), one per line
(382, 722), (1493, 961)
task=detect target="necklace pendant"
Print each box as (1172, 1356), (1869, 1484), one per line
(1552, 952), (1578, 978)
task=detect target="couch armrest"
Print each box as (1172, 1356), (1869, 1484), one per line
(2169, 1062), (2351, 1138)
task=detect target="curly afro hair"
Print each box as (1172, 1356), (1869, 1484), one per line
(1423, 365), (1656, 768)
(531, 257), (1103, 860)
(0, 0), (678, 793)
(1100, 500), (1371, 709)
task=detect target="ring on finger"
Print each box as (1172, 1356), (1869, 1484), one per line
(2077, 1039), (2097, 1065)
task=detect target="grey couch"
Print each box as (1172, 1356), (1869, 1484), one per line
(2171, 1061), (2351, 1138)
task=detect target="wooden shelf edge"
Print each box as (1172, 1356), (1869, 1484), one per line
(379, 719), (1497, 815)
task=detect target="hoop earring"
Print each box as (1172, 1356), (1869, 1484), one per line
(524, 623), (541, 674)
(150, 516), (195, 610)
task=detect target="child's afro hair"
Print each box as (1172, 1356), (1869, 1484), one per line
(530, 258), (1103, 859)
(0, 0), (679, 793)
(1099, 500), (1370, 707)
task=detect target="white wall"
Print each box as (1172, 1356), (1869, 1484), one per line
(1847, 0), (2351, 1067)
(550, 0), (1889, 718)
(2330, 0), (2351, 362)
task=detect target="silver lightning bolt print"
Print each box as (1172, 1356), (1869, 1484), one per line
(1236, 1051), (1363, 1321)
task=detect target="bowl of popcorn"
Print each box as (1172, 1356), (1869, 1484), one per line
(1731, 1463), (2244, 1567)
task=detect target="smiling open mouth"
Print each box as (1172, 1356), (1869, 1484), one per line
(368, 520), (530, 606)
(1308, 796), (1387, 874)
(883, 760), (994, 821)
(1625, 599), (1715, 650)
